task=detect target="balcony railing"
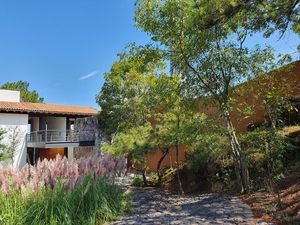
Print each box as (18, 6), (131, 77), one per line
(27, 130), (79, 143)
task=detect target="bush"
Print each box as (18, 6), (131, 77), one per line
(239, 129), (290, 190)
(186, 133), (230, 173)
(148, 172), (158, 185)
(0, 154), (128, 225)
(0, 154), (126, 194)
(0, 177), (128, 225)
(184, 128), (297, 192)
(131, 176), (144, 186)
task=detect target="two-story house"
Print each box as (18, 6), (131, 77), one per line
(0, 89), (100, 168)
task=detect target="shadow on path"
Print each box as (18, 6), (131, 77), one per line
(110, 185), (257, 225)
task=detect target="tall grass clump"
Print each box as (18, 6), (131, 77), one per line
(0, 154), (128, 225)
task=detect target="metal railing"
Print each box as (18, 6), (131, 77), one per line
(26, 130), (79, 143)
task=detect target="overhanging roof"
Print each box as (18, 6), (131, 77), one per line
(0, 101), (99, 117)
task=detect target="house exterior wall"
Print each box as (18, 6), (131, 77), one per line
(0, 89), (99, 168)
(45, 117), (66, 130)
(0, 89), (20, 102)
(32, 117), (39, 131)
(0, 113), (28, 168)
(74, 117), (102, 157)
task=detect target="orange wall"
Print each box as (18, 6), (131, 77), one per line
(147, 145), (186, 172)
(145, 61), (300, 171)
(232, 61), (300, 131)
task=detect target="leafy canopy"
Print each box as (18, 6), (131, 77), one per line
(96, 44), (165, 137)
(135, 0), (300, 39)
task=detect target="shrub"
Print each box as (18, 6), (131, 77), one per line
(0, 177), (128, 225)
(0, 154), (126, 194)
(239, 129), (290, 190)
(186, 133), (230, 173)
(184, 128), (296, 192)
(0, 154), (128, 225)
(131, 176), (144, 186)
(148, 172), (158, 185)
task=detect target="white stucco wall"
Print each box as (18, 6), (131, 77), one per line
(68, 146), (74, 162)
(32, 117), (39, 131)
(0, 113), (28, 168)
(45, 117), (66, 130)
(0, 89), (20, 102)
(44, 117), (67, 142)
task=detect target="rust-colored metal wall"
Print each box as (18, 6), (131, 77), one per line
(146, 145), (186, 172)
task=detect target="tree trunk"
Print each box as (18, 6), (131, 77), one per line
(175, 116), (184, 195)
(175, 144), (184, 195)
(157, 148), (169, 186)
(224, 111), (250, 193)
(142, 169), (147, 186)
(266, 128), (282, 209)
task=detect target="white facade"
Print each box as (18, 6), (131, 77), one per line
(0, 89), (20, 102)
(0, 113), (28, 168)
(0, 89), (96, 169)
(45, 117), (66, 130)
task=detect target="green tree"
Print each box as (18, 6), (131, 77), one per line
(244, 53), (295, 206)
(134, 0), (285, 193)
(135, 0), (299, 37)
(102, 123), (154, 185)
(96, 44), (164, 139)
(7, 126), (23, 165)
(98, 46), (207, 191)
(144, 73), (207, 191)
(1, 80), (44, 103)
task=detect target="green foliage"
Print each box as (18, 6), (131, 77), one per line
(148, 172), (159, 184)
(131, 176), (144, 186)
(239, 129), (292, 190)
(135, 0), (299, 39)
(102, 123), (154, 165)
(134, 0), (298, 194)
(99, 46), (207, 176)
(186, 130), (230, 172)
(162, 167), (177, 178)
(0, 177), (128, 225)
(1, 80), (44, 103)
(185, 126), (295, 191)
(96, 44), (165, 137)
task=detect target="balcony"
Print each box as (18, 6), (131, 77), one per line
(26, 130), (95, 148)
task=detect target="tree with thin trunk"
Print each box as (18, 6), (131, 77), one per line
(7, 126), (22, 166)
(134, 0), (296, 192)
(99, 45), (207, 191)
(245, 54), (296, 207)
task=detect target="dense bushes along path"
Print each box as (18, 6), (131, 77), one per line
(110, 177), (263, 225)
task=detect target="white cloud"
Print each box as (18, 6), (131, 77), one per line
(79, 70), (98, 80)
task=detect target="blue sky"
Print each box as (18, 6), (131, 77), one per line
(0, 1), (298, 109)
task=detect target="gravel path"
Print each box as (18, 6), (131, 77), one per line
(110, 177), (260, 225)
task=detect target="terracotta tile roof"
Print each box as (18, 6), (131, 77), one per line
(0, 101), (99, 116)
